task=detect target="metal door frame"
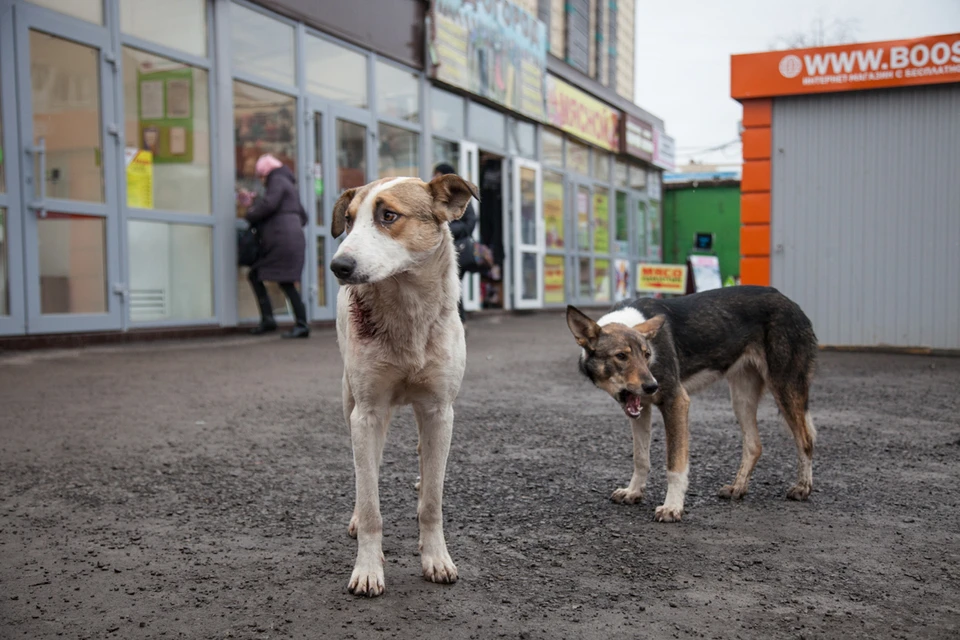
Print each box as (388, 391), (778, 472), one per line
(511, 156), (542, 310)
(458, 139), (481, 312)
(14, 3), (123, 334)
(0, 0), (26, 335)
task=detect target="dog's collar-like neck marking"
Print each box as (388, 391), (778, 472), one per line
(346, 237), (458, 344)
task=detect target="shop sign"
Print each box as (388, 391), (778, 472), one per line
(652, 129), (675, 171)
(732, 32), (960, 99)
(545, 75), (620, 152)
(622, 114), (654, 161)
(688, 255), (722, 292)
(636, 263), (686, 294)
(428, 0), (548, 122)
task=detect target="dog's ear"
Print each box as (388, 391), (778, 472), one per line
(634, 314), (665, 340)
(426, 174), (479, 223)
(567, 305), (601, 350)
(331, 188), (357, 238)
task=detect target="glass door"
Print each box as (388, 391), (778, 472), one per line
(570, 180), (593, 305)
(15, 5), (122, 334)
(458, 140), (481, 312)
(511, 157), (542, 309)
(307, 105), (335, 321)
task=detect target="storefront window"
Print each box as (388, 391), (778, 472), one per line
(231, 4), (295, 86)
(614, 160), (628, 188)
(233, 81), (297, 320)
(28, 0), (101, 24)
(593, 187), (610, 254)
(543, 170), (564, 250)
(378, 123), (419, 179)
(376, 61), (419, 123)
(615, 192), (629, 254)
(542, 129), (563, 168)
(121, 0), (207, 57)
(128, 221), (213, 323)
(313, 113), (324, 226)
(594, 258), (611, 302)
(0, 209), (7, 316)
(579, 257), (591, 298)
(305, 35), (367, 110)
(593, 151), (610, 183)
(0, 85), (4, 193)
(519, 166), (537, 245)
(576, 186), (590, 251)
(629, 163), (647, 190)
(636, 200), (647, 259)
(337, 119), (366, 191)
(468, 102), (505, 150)
(433, 139), (459, 172)
(123, 48), (211, 214)
(509, 120), (536, 158)
(431, 88), (464, 139)
(567, 138), (590, 176)
(544, 255), (565, 305)
(648, 200), (662, 261)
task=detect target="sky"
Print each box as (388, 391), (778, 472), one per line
(633, 0), (960, 168)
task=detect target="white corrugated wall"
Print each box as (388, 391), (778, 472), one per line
(771, 84), (960, 350)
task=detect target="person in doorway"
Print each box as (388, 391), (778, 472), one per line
(433, 162), (477, 326)
(243, 154), (310, 339)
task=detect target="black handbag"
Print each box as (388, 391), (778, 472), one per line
(456, 236), (493, 274)
(237, 226), (260, 267)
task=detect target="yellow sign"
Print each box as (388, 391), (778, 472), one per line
(544, 255), (565, 304)
(126, 149), (154, 209)
(546, 75), (620, 151)
(637, 263), (688, 294)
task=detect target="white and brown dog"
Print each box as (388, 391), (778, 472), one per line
(329, 174), (478, 597)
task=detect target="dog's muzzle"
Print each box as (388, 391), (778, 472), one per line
(330, 255), (368, 284)
(618, 382), (658, 419)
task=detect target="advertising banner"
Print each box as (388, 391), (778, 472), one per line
(544, 254), (565, 304)
(636, 263), (686, 294)
(622, 114), (654, 161)
(546, 75), (620, 151)
(652, 129), (675, 171)
(429, 0), (547, 122)
(731, 33), (960, 99)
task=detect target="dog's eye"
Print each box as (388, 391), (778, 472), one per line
(615, 352), (629, 362)
(643, 350), (651, 360)
(382, 210), (400, 223)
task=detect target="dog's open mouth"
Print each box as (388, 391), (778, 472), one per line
(618, 391), (644, 418)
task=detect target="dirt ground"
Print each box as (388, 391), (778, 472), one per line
(1, 311), (959, 639)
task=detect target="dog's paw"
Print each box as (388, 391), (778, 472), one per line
(348, 564), (385, 597)
(422, 552), (458, 584)
(611, 487), (645, 504)
(786, 482), (811, 501)
(414, 476), (421, 491)
(654, 504), (684, 522)
(347, 514), (358, 539)
(718, 484), (747, 500)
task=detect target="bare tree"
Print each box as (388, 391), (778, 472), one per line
(769, 15), (860, 50)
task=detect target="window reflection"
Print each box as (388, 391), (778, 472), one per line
(378, 123), (418, 179)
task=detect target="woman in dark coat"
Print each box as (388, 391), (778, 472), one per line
(243, 154), (309, 338)
(433, 163), (477, 325)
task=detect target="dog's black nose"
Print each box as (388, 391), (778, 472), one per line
(330, 255), (356, 280)
(641, 381), (659, 395)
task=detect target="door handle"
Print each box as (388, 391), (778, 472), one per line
(25, 137), (47, 218)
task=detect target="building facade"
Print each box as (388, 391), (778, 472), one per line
(731, 33), (960, 350)
(0, 0), (671, 339)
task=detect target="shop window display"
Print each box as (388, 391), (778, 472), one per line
(378, 123), (419, 179)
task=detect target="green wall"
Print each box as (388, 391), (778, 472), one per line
(663, 184), (741, 283)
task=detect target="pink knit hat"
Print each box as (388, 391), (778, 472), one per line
(254, 154), (284, 178)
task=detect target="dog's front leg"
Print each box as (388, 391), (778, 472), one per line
(612, 405), (652, 504)
(656, 390), (690, 522)
(347, 404), (391, 597)
(413, 401), (458, 585)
